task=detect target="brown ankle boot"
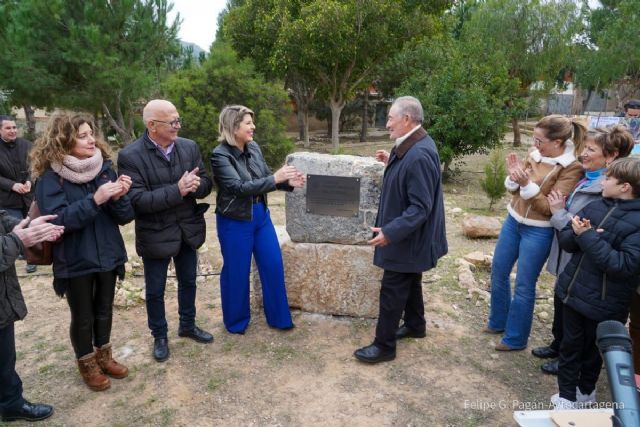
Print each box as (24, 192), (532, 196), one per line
(77, 352), (110, 391)
(96, 343), (129, 379)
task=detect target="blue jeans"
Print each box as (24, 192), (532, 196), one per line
(216, 202), (293, 333)
(489, 214), (553, 349)
(142, 242), (198, 339)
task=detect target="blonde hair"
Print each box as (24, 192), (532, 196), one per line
(31, 113), (111, 178)
(587, 125), (635, 160)
(536, 115), (587, 155)
(218, 105), (254, 147)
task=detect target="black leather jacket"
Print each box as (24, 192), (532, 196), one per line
(211, 141), (292, 221)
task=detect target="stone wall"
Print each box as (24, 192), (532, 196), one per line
(253, 230), (382, 318)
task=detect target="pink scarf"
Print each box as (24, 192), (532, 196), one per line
(51, 150), (103, 184)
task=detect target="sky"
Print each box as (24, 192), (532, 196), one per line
(168, 0), (228, 52)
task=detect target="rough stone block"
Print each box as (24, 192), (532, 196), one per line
(462, 215), (502, 238)
(253, 232), (382, 318)
(285, 152), (384, 244)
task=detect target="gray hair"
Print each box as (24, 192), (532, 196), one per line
(393, 96), (424, 125)
(218, 105), (255, 147)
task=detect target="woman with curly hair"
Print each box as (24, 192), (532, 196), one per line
(31, 113), (134, 391)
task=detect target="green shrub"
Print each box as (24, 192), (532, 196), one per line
(480, 148), (507, 210)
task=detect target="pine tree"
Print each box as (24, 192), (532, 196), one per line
(480, 149), (507, 210)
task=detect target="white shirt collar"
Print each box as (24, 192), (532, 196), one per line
(394, 124), (422, 147)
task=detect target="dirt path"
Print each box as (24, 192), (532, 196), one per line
(4, 142), (612, 427)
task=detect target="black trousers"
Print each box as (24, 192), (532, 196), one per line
(65, 270), (117, 359)
(550, 292), (564, 352)
(557, 304), (602, 401)
(374, 270), (425, 351)
(0, 323), (24, 412)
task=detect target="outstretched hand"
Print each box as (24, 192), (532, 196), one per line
(375, 150), (390, 165)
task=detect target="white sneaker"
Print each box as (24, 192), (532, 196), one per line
(576, 386), (596, 406)
(550, 393), (578, 410)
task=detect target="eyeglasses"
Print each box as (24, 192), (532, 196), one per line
(151, 118), (182, 128)
(533, 136), (551, 145)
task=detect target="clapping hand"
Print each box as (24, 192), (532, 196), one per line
(570, 215), (592, 236)
(111, 175), (132, 200)
(12, 215), (64, 247)
(178, 167), (201, 196)
(547, 189), (566, 214)
(94, 181), (123, 205)
(506, 153), (529, 186)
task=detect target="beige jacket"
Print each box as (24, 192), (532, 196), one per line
(505, 144), (583, 227)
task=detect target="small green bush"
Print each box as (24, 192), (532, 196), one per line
(480, 148), (507, 210)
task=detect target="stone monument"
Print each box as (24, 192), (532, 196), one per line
(253, 152), (385, 317)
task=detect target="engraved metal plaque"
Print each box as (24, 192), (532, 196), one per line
(306, 175), (360, 217)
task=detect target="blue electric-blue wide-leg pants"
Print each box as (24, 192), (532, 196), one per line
(216, 202), (293, 333)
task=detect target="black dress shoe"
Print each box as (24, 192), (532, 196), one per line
(178, 326), (214, 343)
(1, 400), (54, 422)
(541, 358), (559, 375)
(396, 324), (426, 340)
(153, 338), (169, 362)
(531, 345), (559, 359)
(353, 344), (396, 364)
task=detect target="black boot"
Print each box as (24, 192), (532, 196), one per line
(1, 400), (54, 422)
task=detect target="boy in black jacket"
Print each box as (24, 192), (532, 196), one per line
(552, 157), (640, 409)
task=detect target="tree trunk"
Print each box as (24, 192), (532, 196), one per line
(330, 99), (345, 151)
(102, 102), (135, 146)
(442, 160), (451, 182)
(303, 110), (310, 148)
(296, 107), (304, 141)
(512, 117), (521, 147)
(22, 105), (36, 140)
(360, 90), (369, 142)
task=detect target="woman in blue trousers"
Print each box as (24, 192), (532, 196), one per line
(211, 105), (305, 334)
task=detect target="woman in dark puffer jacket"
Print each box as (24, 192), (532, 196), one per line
(31, 113), (134, 391)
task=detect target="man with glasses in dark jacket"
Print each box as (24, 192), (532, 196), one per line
(0, 116), (36, 274)
(0, 212), (63, 422)
(118, 99), (213, 362)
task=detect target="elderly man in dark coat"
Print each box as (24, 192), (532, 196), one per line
(354, 96), (448, 363)
(0, 212), (63, 421)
